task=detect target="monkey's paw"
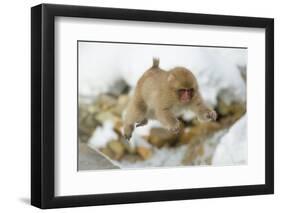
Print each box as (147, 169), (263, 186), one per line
(168, 120), (181, 134)
(201, 109), (217, 121)
(123, 124), (134, 142)
(136, 119), (148, 127)
(124, 134), (132, 142)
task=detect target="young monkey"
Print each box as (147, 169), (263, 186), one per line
(123, 58), (217, 140)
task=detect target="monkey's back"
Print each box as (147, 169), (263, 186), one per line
(135, 68), (174, 110)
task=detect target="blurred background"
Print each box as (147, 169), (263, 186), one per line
(78, 41), (247, 170)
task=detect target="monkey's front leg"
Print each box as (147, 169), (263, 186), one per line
(155, 108), (181, 134)
(191, 94), (217, 122)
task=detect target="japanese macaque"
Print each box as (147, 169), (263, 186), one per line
(123, 58), (217, 140)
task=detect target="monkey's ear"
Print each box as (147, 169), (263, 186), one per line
(167, 73), (176, 83)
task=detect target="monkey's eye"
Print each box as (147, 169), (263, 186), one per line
(178, 88), (194, 93)
(178, 88), (194, 99)
(178, 89), (187, 93)
(187, 88), (194, 95)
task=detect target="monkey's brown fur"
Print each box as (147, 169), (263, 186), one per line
(123, 58), (217, 140)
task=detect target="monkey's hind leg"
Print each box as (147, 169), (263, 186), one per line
(155, 108), (181, 134)
(123, 100), (147, 140)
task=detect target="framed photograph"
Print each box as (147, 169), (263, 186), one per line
(31, 3), (274, 209)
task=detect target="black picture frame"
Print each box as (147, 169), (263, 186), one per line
(31, 3), (274, 209)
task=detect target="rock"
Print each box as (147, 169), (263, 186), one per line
(111, 95), (129, 116)
(238, 65), (247, 83)
(178, 128), (192, 144)
(79, 104), (101, 143)
(95, 111), (119, 123)
(217, 97), (246, 118)
(113, 118), (124, 136)
(78, 143), (119, 170)
(136, 146), (152, 160)
(217, 99), (230, 116)
(88, 105), (99, 114)
(179, 121), (224, 165)
(179, 122), (221, 145)
(122, 154), (141, 163)
(148, 128), (179, 148)
(182, 143), (205, 165)
(123, 141), (137, 154)
(118, 94), (130, 106)
(108, 79), (130, 96)
(107, 140), (126, 160)
(217, 101), (246, 129)
(99, 147), (115, 159)
(96, 94), (118, 111)
(182, 130), (225, 165)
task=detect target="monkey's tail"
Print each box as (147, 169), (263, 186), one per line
(152, 57), (160, 68)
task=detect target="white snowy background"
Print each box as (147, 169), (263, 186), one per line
(79, 41), (248, 167)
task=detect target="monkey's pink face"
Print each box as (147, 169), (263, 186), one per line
(178, 88), (194, 103)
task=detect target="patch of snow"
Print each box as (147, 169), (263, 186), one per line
(88, 121), (118, 149)
(122, 120), (164, 152)
(132, 120), (163, 137)
(117, 145), (188, 169)
(123, 134), (152, 151)
(131, 134), (152, 148)
(212, 115), (247, 166)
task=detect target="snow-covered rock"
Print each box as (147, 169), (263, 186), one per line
(212, 115), (247, 166)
